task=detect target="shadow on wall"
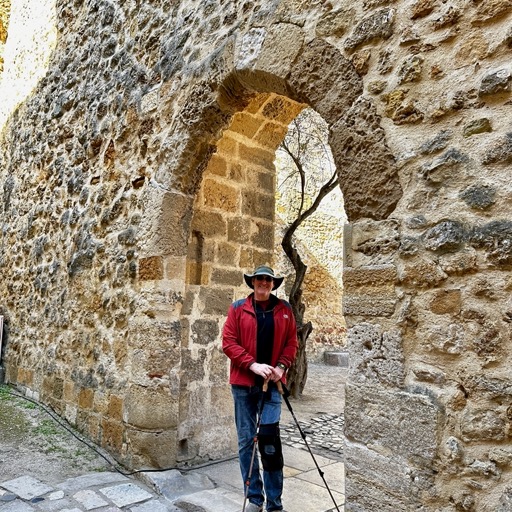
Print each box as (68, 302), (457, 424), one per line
(0, 0), (57, 130)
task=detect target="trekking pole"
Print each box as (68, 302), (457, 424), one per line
(242, 379), (269, 512)
(277, 381), (341, 512)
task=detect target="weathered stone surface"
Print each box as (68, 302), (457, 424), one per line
(479, 68), (512, 96)
(398, 54), (423, 83)
(125, 385), (178, 430)
(125, 428), (177, 469)
(345, 384), (439, 460)
(383, 88), (424, 124)
(411, 0), (436, 19)
(489, 447), (512, 467)
(439, 249), (478, 275)
(350, 219), (400, 263)
(399, 256), (448, 287)
(367, 79), (387, 94)
(463, 118), (492, 137)
(472, 0), (512, 25)
(344, 8), (396, 52)
(461, 407), (507, 442)
(347, 323), (404, 387)
(190, 319), (219, 346)
(344, 441), (432, 511)
(432, 6), (462, 30)
(423, 220), (465, 252)
(429, 289), (462, 315)
(287, 38), (363, 125)
(423, 323), (465, 354)
(482, 133), (512, 165)
(498, 488), (512, 512)
(421, 148), (469, 183)
(139, 256), (164, 281)
(315, 7), (354, 38)
(460, 184), (496, 209)
(331, 98), (402, 221)
(419, 130), (453, 155)
(469, 221), (512, 265)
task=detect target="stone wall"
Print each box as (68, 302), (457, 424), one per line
(0, 0), (511, 509)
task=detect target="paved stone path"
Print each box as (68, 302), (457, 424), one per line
(281, 413), (345, 462)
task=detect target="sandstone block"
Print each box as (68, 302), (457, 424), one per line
(125, 428), (177, 469)
(199, 287), (234, 316)
(191, 210), (227, 238)
(155, 192), (193, 255)
(345, 384), (439, 460)
(78, 387), (94, 409)
(330, 99), (402, 221)
(350, 220), (400, 263)
(288, 38), (363, 125)
(343, 265), (398, 289)
(429, 289), (462, 315)
(227, 217), (251, 244)
(210, 267), (241, 287)
(343, 295), (398, 317)
(101, 417), (124, 453)
(215, 241), (238, 266)
(139, 256), (164, 281)
(202, 178), (239, 212)
(344, 441), (432, 510)
(238, 144), (275, 168)
(241, 191), (274, 221)
(228, 112), (263, 139)
(206, 154), (227, 177)
(461, 407), (507, 442)
(399, 256), (448, 287)
(125, 385), (178, 430)
(347, 323), (404, 387)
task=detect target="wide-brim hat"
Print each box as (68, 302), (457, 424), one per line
(244, 265), (284, 291)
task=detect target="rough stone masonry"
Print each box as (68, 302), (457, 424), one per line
(0, 0), (511, 510)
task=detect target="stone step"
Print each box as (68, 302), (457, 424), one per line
(323, 351), (349, 367)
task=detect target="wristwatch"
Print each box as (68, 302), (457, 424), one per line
(276, 362), (287, 371)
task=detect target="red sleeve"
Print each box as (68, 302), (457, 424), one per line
(222, 304), (255, 370)
(278, 310), (298, 369)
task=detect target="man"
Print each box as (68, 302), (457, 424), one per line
(222, 265), (298, 512)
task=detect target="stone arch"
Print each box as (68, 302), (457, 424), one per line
(171, 36), (403, 463)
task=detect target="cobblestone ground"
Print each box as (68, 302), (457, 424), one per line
(280, 362), (346, 462)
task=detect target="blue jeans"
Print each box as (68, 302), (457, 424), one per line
(232, 384), (283, 511)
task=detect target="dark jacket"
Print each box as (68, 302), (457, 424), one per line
(222, 293), (298, 386)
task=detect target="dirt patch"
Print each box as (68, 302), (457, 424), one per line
(0, 385), (111, 483)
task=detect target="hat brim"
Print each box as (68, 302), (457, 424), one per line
(244, 274), (284, 291)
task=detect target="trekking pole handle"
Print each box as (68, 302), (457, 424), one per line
(263, 379), (269, 392)
(276, 380), (284, 395)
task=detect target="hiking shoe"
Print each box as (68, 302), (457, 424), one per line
(244, 502), (263, 512)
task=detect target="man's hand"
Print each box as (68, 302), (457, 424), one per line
(249, 362), (273, 379)
(271, 365), (285, 382)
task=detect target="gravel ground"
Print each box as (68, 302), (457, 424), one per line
(0, 386), (111, 482)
